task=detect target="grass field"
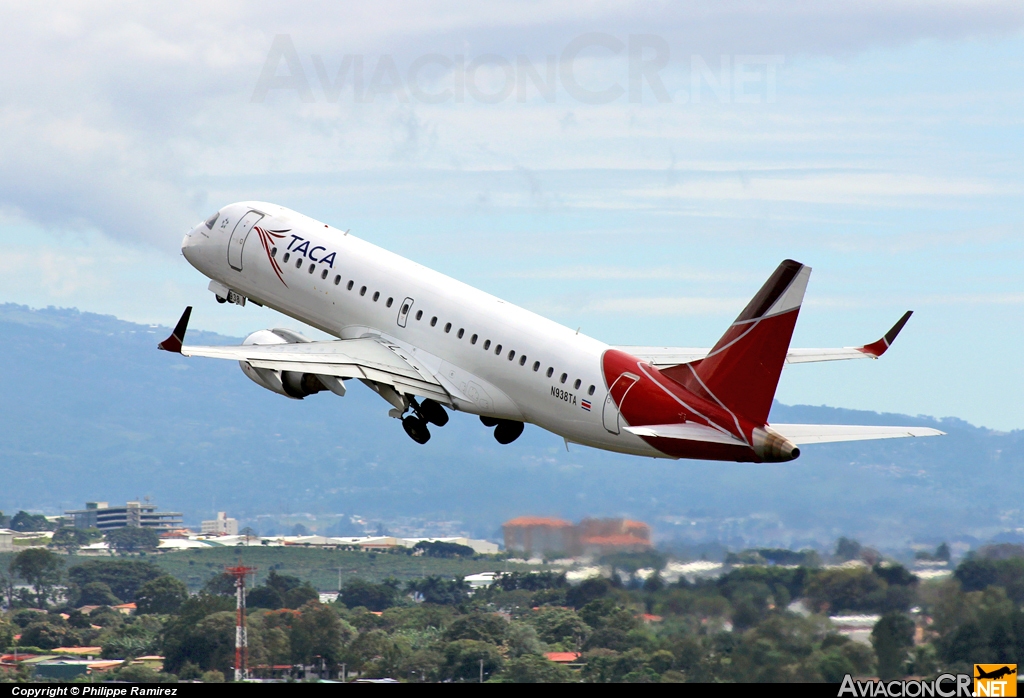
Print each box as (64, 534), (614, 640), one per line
(0, 548), (542, 592)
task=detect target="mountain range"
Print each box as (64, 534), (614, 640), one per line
(0, 303), (1020, 551)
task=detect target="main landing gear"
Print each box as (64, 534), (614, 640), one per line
(480, 416), (525, 444)
(401, 398), (449, 445)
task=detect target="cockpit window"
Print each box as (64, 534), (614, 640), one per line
(204, 212), (219, 230)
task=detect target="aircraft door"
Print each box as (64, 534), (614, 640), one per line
(227, 210), (264, 271)
(397, 297), (414, 328)
(602, 372), (639, 434)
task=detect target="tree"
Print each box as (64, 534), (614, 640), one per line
(10, 511), (55, 533)
(872, 612), (915, 680)
(339, 578), (400, 611)
(412, 540), (476, 558)
(835, 537), (862, 562)
(102, 617), (162, 659)
(500, 655), (575, 683)
(290, 601), (350, 672)
(161, 595), (236, 674)
(50, 527), (99, 554)
(10, 548), (63, 608)
(406, 576), (469, 605)
(528, 607), (590, 646)
(444, 613), (508, 644)
(77, 581), (121, 606)
(106, 526), (161, 554)
(68, 559), (163, 603)
(566, 577), (612, 608)
(442, 640), (504, 682)
(136, 575), (188, 614)
(19, 620), (69, 650)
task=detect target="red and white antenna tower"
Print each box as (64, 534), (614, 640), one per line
(225, 563), (257, 682)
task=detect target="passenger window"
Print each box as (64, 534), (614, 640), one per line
(495, 344), (502, 355)
(588, 385), (596, 395)
(295, 258), (302, 269)
(560, 373), (567, 384)
(444, 323), (451, 333)
(373, 291), (380, 301)
(546, 367), (554, 378)
(508, 350), (515, 361)
(360, 286), (367, 296)
(533, 361), (540, 371)
(321, 269), (328, 280)
(347, 280), (354, 290)
(386, 297), (393, 308)
(308, 264), (315, 274)
(271, 247), (277, 257)
(519, 356), (527, 366)
(283, 252), (290, 263)
(470, 334), (478, 344)
(334, 275), (341, 285)
(430, 316), (437, 327)
(415, 310), (423, 320)
(573, 379), (581, 389)
(483, 340), (490, 350)
(457, 328), (464, 338)
(402, 303), (410, 314)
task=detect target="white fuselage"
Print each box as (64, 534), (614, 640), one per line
(182, 202), (662, 458)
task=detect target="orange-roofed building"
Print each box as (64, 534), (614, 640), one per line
(502, 517), (573, 558)
(544, 652), (581, 664)
(503, 516), (653, 558)
(578, 518), (652, 555)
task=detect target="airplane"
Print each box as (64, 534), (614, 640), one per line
(159, 201), (942, 462)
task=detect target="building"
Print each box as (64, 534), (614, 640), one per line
(201, 512), (238, 536)
(577, 518), (652, 555)
(0, 529), (13, 552)
(502, 517), (575, 557)
(503, 516), (653, 558)
(66, 501), (183, 532)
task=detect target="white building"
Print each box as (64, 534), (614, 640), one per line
(0, 529), (14, 553)
(201, 512), (238, 536)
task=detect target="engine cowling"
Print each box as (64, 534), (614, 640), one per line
(238, 329), (347, 399)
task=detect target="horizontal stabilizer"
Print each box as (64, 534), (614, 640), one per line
(614, 310), (914, 368)
(768, 423), (944, 445)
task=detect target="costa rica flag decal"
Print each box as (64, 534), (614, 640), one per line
(581, 399), (592, 411)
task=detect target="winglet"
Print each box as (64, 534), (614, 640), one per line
(158, 306), (192, 353)
(858, 310), (912, 358)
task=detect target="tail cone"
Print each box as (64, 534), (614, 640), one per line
(753, 428), (800, 462)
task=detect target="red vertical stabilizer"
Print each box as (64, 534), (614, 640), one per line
(661, 260), (810, 427)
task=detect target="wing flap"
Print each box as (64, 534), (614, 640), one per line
(624, 422), (746, 446)
(768, 423), (944, 444)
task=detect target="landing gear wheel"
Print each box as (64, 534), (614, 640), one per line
(216, 295), (227, 304)
(402, 416), (431, 444)
(480, 416), (499, 427)
(493, 420), (524, 444)
(419, 399), (449, 427)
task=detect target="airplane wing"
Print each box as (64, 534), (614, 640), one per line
(767, 423), (944, 444)
(157, 307), (450, 404)
(615, 311), (913, 368)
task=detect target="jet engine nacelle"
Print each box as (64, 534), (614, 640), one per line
(238, 329), (347, 400)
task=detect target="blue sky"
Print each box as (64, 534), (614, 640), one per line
(0, 2), (1022, 429)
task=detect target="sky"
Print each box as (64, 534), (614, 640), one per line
(0, 2), (1022, 429)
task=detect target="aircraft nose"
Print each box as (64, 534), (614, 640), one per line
(181, 224), (202, 260)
